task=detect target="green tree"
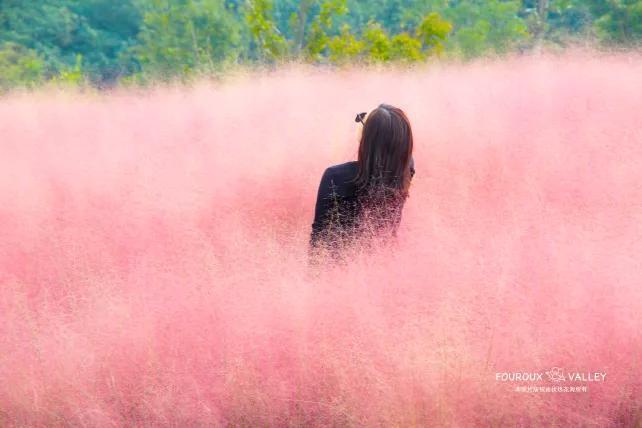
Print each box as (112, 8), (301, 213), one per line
(443, 0), (529, 58)
(585, 0), (642, 43)
(0, 0), (141, 83)
(362, 22), (392, 62)
(132, 0), (244, 78)
(327, 24), (365, 63)
(245, 0), (287, 61)
(70, 0), (142, 81)
(389, 33), (424, 61)
(0, 42), (45, 90)
(304, 0), (349, 60)
(343, 0), (447, 34)
(50, 54), (85, 85)
(360, 12), (451, 63)
(520, 0), (592, 46)
(8, 0), (618, 87)
(417, 12), (453, 54)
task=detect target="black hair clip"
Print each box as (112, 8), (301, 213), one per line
(355, 112), (367, 125)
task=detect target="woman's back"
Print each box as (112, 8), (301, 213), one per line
(309, 161), (360, 248)
(309, 104), (415, 257)
(309, 159), (415, 252)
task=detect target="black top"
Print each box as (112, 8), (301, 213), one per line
(310, 159), (415, 249)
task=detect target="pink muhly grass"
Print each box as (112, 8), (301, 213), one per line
(0, 53), (641, 426)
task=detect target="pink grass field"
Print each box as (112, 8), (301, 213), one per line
(1, 53), (642, 426)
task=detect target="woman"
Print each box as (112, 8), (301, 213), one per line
(309, 103), (415, 256)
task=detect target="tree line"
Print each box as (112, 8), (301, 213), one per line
(1, 0), (641, 89)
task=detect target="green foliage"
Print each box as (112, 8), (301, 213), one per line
(521, 0), (592, 44)
(67, 0), (142, 80)
(0, 0), (141, 82)
(50, 54), (85, 85)
(586, 0), (642, 43)
(245, 0), (287, 61)
(390, 32), (424, 62)
(358, 12), (452, 63)
(362, 22), (392, 62)
(327, 24), (364, 63)
(132, 0), (244, 78)
(245, 0), (444, 65)
(417, 12), (453, 54)
(344, 0), (447, 34)
(0, 42), (45, 90)
(443, 0), (529, 58)
(304, 0), (349, 61)
(2, 0), (642, 89)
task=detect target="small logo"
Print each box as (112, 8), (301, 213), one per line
(546, 367), (566, 382)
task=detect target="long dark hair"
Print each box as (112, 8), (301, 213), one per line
(354, 104), (414, 198)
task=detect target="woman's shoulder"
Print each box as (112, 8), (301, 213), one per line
(320, 161), (358, 197)
(325, 161), (358, 178)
